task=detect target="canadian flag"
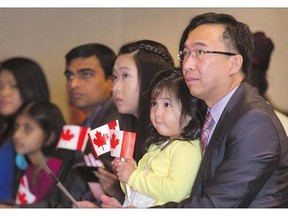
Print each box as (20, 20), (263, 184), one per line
(88, 120), (119, 158)
(110, 130), (136, 159)
(57, 125), (90, 152)
(110, 129), (136, 202)
(15, 175), (36, 204)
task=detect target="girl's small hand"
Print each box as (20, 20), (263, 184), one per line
(115, 158), (136, 183)
(100, 194), (121, 208)
(111, 157), (121, 172)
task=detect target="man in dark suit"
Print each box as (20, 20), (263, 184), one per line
(161, 12), (288, 207)
(99, 13), (288, 208)
(58, 43), (123, 206)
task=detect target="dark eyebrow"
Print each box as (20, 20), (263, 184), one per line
(64, 68), (94, 75)
(77, 68), (94, 73)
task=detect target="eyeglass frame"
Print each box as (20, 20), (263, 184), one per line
(178, 49), (237, 61)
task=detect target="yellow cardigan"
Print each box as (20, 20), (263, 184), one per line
(121, 139), (202, 207)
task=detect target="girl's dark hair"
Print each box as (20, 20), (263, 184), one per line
(143, 68), (207, 152)
(15, 100), (65, 156)
(0, 57), (50, 146)
(0, 57), (50, 102)
(118, 40), (175, 161)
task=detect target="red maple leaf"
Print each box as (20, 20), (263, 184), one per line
(60, 129), (74, 141)
(110, 133), (120, 149)
(93, 131), (109, 150)
(18, 192), (28, 204)
(108, 120), (118, 130)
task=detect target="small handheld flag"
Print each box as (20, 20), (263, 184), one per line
(88, 120), (119, 158)
(57, 125), (90, 152)
(15, 175), (36, 204)
(110, 129), (136, 203)
(110, 130), (136, 159)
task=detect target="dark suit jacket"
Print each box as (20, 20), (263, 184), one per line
(161, 82), (288, 207)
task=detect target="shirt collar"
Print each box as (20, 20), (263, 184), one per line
(210, 84), (240, 124)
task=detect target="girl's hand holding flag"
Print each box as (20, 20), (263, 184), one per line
(112, 158), (137, 183)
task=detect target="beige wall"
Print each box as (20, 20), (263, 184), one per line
(1, 8), (287, 122)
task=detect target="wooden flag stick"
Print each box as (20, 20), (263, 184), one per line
(120, 158), (131, 202)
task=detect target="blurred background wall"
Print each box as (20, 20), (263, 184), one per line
(0, 8), (287, 122)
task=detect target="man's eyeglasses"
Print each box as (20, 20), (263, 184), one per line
(178, 49), (237, 61)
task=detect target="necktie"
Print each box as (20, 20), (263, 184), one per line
(200, 111), (215, 154)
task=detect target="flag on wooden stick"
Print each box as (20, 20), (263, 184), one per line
(110, 130), (136, 159)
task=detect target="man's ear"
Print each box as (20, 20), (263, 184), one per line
(107, 75), (114, 91)
(229, 54), (243, 75)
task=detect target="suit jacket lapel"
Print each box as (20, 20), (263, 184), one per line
(205, 82), (251, 154)
(191, 82), (252, 195)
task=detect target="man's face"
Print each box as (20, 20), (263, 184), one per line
(64, 56), (113, 116)
(182, 24), (238, 107)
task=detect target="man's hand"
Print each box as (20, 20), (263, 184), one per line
(74, 200), (99, 208)
(95, 168), (120, 196)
